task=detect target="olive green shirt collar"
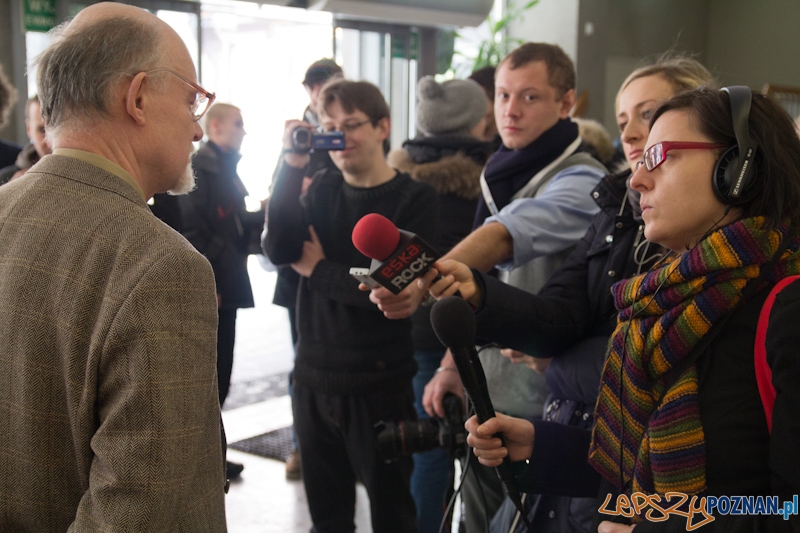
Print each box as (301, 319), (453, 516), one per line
(53, 148), (147, 202)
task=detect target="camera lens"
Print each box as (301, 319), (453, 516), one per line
(375, 420), (441, 462)
(291, 128), (312, 153)
(374, 394), (466, 462)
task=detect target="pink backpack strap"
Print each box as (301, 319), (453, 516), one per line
(755, 275), (800, 433)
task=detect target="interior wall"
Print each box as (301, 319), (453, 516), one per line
(506, 0), (579, 64)
(706, 0), (800, 90)
(578, 0), (711, 135)
(578, 0), (800, 138)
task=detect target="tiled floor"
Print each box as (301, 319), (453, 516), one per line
(222, 260), (373, 532)
(222, 396), (372, 532)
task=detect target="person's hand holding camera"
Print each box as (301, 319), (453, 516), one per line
(422, 349), (465, 418)
(282, 119), (313, 168)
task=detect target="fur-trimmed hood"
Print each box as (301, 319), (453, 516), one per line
(388, 148), (484, 200)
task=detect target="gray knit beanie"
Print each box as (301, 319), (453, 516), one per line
(416, 76), (487, 137)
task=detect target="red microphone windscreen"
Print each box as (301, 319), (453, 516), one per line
(352, 213), (400, 261)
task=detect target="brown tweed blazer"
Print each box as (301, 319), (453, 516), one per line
(0, 155), (227, 532)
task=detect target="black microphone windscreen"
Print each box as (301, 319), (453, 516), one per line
(430, 296), (476, 349)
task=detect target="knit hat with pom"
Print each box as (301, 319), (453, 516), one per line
(416, 76), (487, 137)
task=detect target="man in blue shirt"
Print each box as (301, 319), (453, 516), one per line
(371, 42), (607, 531)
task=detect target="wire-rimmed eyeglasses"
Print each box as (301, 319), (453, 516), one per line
(146, 68), (216, 122)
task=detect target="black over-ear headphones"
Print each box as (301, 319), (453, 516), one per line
(712, 86), (759, 205)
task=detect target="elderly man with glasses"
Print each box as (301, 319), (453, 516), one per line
(0, 3), (227, 532)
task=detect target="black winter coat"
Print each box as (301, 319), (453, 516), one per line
(474, 170), (661, 405)
(477, 171), (662, 533)
(179, 141), (264, 309)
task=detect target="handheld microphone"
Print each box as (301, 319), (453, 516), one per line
(351, 213), (441, 294)
(430, 296), (529, 525)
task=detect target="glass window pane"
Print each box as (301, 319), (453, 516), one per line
(25, 31), (54, 97)
(157, 10), (200, 71)
(201, 2), (333, 204)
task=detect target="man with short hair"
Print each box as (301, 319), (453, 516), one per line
(0, 95), (52, 183)
(301, 58), (343, 128)
(373, 42), (608, 531)
(178, 102), (263, 479)
(264, 79), (437, 533)
(271, 58), (343, 481)
(0, 3), (227, 531)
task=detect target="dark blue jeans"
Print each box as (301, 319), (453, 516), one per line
(412, 349), (455, 533)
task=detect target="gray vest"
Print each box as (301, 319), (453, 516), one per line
(480, 151), (608, 418)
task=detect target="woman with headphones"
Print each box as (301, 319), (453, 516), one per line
(425, 86), (800, 531)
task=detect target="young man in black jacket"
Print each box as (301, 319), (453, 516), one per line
(178, 103), (264, 479)
(264, 79), (437, 533)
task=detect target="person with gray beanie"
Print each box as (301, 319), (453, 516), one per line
(415, 76), (488, 136)
(387, 75), (495, 533)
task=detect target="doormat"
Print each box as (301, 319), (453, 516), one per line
(229, 426), (293, 462)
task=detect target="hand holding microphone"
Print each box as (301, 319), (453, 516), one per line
(351, 213), (442, 318)
(417, 259), (480, 305)
(430, 296), (531, 523)
(351, 213), (441, 294)
(464, 412), (534, 466)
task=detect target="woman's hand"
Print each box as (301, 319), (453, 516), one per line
(464, 412), (534, 467)
(422, 350), (465, 418)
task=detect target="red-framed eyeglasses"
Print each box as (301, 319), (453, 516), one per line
(637, 141), (729, 171)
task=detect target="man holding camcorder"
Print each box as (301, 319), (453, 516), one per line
(263, 79), (437, 533)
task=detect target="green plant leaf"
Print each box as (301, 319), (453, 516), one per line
(451, 0), (539, 74)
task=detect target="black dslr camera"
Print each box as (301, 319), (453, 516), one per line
(291, 128), (345, 153)
(375, 393), (466, 462)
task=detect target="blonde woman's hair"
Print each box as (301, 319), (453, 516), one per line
(616, 53), (715, 110)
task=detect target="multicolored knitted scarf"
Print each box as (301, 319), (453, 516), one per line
(588, 217), (800, 496)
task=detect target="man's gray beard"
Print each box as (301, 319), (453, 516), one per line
(167, 162), (196, 195)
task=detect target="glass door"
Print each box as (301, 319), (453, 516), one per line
(199, 2), (333, 203)
(334, 20), (420, 150)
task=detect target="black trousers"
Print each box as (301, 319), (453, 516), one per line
(217, 308), (237, 406)
(293, 381), (419, 533)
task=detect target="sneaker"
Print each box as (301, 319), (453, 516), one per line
(226, 460), (244, 480)
(285, 449), (302, 480)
